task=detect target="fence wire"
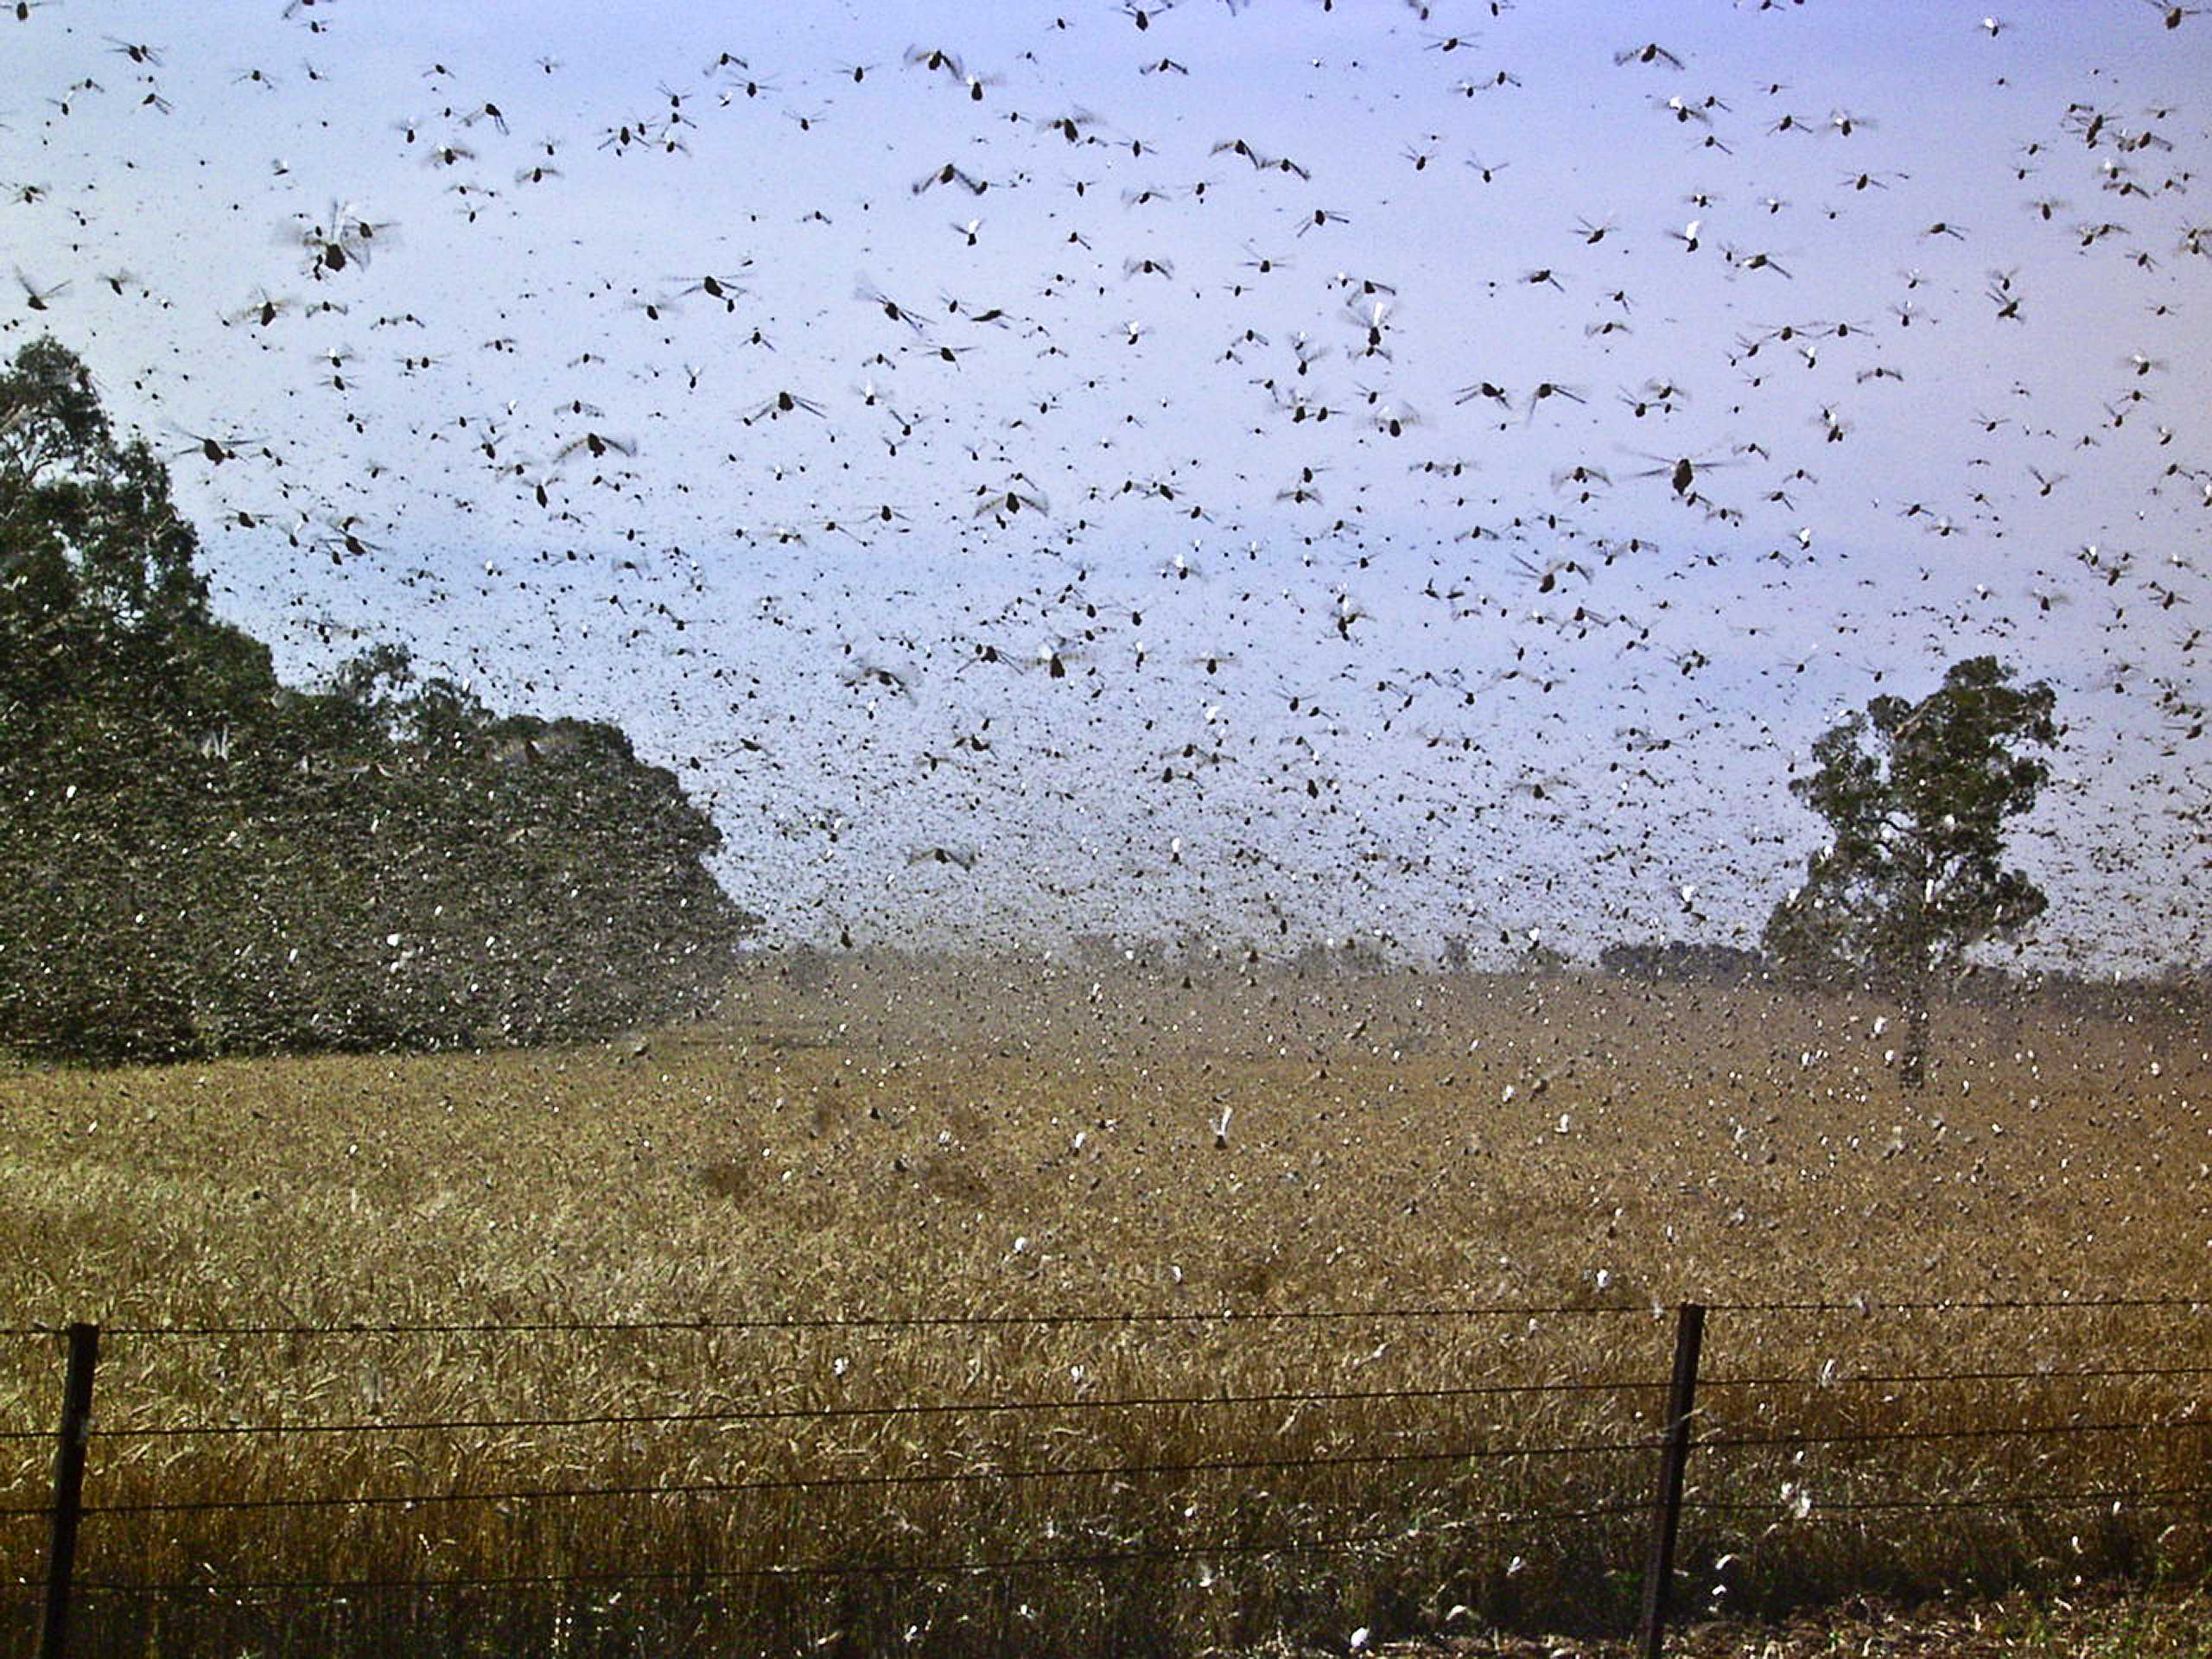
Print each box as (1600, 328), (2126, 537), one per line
(3, 1290), (2198, 1344)
(4, 1294), (2208, 1636)
(62, 1371), (1660, 1443)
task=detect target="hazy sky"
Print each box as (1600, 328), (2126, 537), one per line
(6, 0), (2209, 969)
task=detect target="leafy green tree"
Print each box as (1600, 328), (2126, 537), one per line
(1, 337), (278, 1058)
(1764, 656), (2058, 1089)
(2, 336), (755, 1063)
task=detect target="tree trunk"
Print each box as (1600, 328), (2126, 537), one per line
(1899, 984), (1931, 1091)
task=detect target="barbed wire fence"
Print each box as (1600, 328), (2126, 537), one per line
(3, 1295), (2208, 1658)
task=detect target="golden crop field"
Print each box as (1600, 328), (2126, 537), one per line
(3, 957), (2209, 1656)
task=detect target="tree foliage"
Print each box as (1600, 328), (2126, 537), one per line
(1598, 940), (1767, 985)
(0, 338), (755, 1063)
(1763, 656), (2058, 1082)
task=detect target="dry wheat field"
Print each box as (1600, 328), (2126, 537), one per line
(3, 957), (2209, 1656)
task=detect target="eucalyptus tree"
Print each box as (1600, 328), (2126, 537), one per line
(1764, 656), (2059, 1089)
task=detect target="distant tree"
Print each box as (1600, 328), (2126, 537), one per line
(1763, 656), (2058, 1089)
(1516, 937), (1572, 976)
(0, 336), (755, 1062)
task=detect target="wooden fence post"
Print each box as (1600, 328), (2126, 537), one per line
(1636, 1302), (1704, 1659)
(37, 1322), (99, 1659)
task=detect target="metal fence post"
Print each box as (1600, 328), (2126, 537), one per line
(37, 1322), (99, 1659)
(1636, 1302), (1704, 1659)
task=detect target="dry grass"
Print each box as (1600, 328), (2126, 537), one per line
(1355, 1584), (2212, 1656)
(2, 957), (2208, 1656)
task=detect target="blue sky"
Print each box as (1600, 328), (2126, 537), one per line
(6, 0), (2209, 969)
